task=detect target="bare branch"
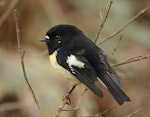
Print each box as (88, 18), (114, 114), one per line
(80, 106), (117, 117)
(100, 106), (117, 115)
(111, 54), (150, 67)
(110, 35), (123, 58)
(62, 88), (88, 111)
(125, 108), (143, 117)
(14, 9), (42, 117)
(98, 5), (150, 44)
(95, 1), (113, 43)
(94, 11), (103, 42)
(55, 88), (88, 117)
(55, 86), (76, 117)
(55, 98), (68, 117)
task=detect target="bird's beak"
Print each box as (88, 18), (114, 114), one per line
(40, 38), (46, 42)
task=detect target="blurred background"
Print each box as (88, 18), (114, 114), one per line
(0, 0), (150, 117)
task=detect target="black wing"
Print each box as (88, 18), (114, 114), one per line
(57, 52), (103, 97)
(71, 56), (103, 97)
(96, 48), (130, 104)
(97, 48), (121, 87)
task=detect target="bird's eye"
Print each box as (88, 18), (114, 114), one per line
(55, 35), (61, 44)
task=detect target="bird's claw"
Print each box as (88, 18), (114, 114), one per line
(63, 94), (71, 105)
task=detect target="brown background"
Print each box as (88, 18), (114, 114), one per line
(0, 0), (150, 117)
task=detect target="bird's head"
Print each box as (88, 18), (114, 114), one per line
(40, 24), (82, 55)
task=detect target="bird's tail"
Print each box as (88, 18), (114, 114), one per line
(98, 71), (130, 105)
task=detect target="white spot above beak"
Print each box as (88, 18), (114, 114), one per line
(45, 35), (50, 40)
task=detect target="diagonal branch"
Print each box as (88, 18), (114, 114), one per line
(95, 1), (113, 43)
(111, 54), (150, 67)
(98, 5), (150, 45)
(80, 106), (117, 117)
(55, 98), (68, 117)
(62, 88), (88, 111)
(125, 108), (143, 117)
(110, 35), (123, 58)
(55, 88), (88, 117)
(14, 9), (42, 117)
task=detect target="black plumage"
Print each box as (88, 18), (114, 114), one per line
(41, 24), (130, 105)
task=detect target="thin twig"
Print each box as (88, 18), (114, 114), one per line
(55, 88), (88, 117)
(14, 9), (42, 116)
(80, 106), (117, 117)
(95, 1), (113, 43)
(94, 11), (103, 42)
(111, 54), (150, 67)
(55, 86), (74, 117)
(110, 35), (123, 58)
(0, 0), (19, 27)
(125, 108), (143, 117)
(55, 99), (68, 117)
(62, 88), (88, 111)
(98, 5), (150, 44)
(100, 106), (117, 115)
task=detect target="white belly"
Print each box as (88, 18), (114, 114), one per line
(49, 51), (80, 84)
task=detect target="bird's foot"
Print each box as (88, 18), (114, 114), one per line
(63, 94), (71, 105)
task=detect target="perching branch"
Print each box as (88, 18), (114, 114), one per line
(98, 5), (150, 45)
(55, 98), (68, 117)
(55, 88), (88, 117)
(111, 54), (150, 67)
(95, 1), (113, 43)
(14, 9), (42, 117)
(62, 88), (88, 111)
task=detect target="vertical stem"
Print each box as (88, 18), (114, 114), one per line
(14, 9), (42, 117)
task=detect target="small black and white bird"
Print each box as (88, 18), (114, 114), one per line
(41, 24), (130, 105)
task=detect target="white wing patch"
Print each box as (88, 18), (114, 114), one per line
(66, 55), (85, 74)
(67, 55), (85, 68)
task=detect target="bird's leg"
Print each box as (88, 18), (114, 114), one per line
(63, 84), (78, 105)
(62, 88), (88, 111)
